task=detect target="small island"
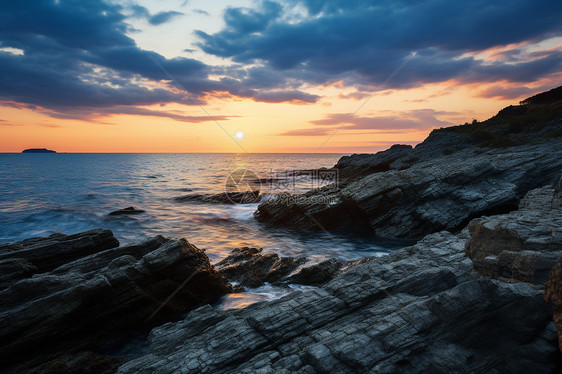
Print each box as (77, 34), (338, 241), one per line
(22, 148), (56, 153)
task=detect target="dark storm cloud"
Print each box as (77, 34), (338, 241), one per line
(197, 0), (562, 88)
(0, 0), (310, 118)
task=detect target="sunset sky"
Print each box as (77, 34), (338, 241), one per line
(1, 0), (561, 153)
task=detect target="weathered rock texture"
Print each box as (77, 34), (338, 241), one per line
(255, 91), (562, 241)
(215, 247), (375, 288)
(215, 247), (307, 288)
(119, 231), (559, 373)
(466, 180), (562, 284)
(175, 190), (260, 204)
(256, 135), (562, 240)
(546, 263), (562, 352)
(0, 229), (119, 287)
(0, 230), (232, 371)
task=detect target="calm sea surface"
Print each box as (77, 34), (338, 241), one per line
(0, 153), (399, 306)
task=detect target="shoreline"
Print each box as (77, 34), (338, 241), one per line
(1, 88), (561, 372)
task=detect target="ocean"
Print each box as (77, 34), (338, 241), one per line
(0, 152), (400, 306)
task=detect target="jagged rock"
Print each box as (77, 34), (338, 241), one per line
(0, 229), (119, 285)
(334, 144), (414, 180)
(215, 247), (307, 288)
(216, 248), (374, 288)
(118, 230), (558, 373)
(286, 259), (344, 286)
(175, 190), (260, 204)
(0, 231), (232, 371)
(109, 206), (146, 216)
(466, 180), (562, 284)
(255, 91), (562, 241)
(255, 135), (562, 240)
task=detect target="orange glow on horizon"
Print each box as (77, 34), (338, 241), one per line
(1, 78), (561, 153)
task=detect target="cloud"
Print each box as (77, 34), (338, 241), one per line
(193, 9), (210, 16)
(92, 107), (234, 123)
(279, 128), (332, 136)
(478, 86), (535, 100)
(0, 119), (21, 126)
(311, 110), (453, 130)
(149, 11), (184, 25)
(281, 109), (453, 136)
(197, 0), (562, 90)
(129, 6), (183, 25)
(252, 90), (319, 103)
(0, 0), (315, 118)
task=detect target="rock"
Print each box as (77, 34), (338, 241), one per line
(0, 230), (232, 371)
(215, 247), (307, 288)
(175, 190), (260, 204)
(0, 229), (119, 281)
(255, 91), (562, 241)
(545, 262), (562, 351)
(25, 351), (124, 374)
(118, 230), (558, 373)
(256, 135), (562, 240)
(109, 206), (146, 216)
(334, 144), (414, 180)
(466, 180), (562, 284)
(216, 248), (374, 288)
(286, 259), (344, 286)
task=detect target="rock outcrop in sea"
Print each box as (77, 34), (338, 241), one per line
(255, 88), (562, 241)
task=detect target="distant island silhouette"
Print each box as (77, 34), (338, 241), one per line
(22, 148), (56, 153)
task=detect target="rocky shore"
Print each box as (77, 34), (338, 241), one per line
(1, 88), (561, 372)
(1, 175), (559, 373)
(118, 179), (562, 373)
(255, 89), (562, 241)
(0, 231), (232, 372)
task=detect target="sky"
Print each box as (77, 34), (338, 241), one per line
(0, 0), (561, 153)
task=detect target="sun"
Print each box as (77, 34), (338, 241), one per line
(235, 131), (244, 139)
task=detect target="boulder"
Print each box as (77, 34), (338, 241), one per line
(0, 230), (232, 371)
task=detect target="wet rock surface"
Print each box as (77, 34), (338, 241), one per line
(175, 190), (260, 204)
(215, 247), (307, 288)
(119, 230), (559, 373)
(109, 206), (146, 216)
(215, 247), (376, 288)
(0, 230), (232, 371)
